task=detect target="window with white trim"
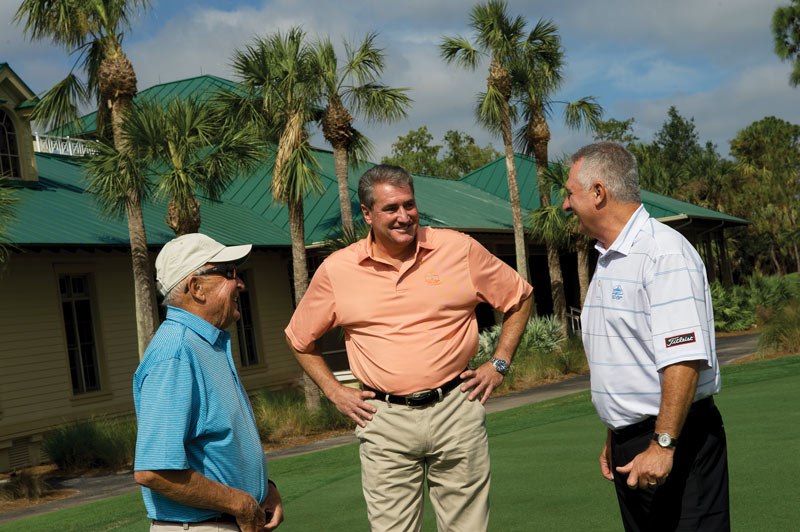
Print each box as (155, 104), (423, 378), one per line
(236, 271), (259, 367)
(0, 109), (21, 179)
(59, 274), (102, 394)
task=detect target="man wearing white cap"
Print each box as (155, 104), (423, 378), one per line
(133, 233), (283, 532)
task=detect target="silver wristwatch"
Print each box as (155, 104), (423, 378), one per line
(489, 357), (509, 376)
(653, 432), (678, 448)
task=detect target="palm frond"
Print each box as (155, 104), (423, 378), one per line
(29, 73), (89, 133)
(346, 83), (412, 123)
(527, 204), (570, 247)
(346, 128), (374, 170)
(83, 138), (152, 219)
(563, 97), (603, 132)
(344, 31), (386, 87)
(322, 219), (371, 256)
(439, 36), (481, 69)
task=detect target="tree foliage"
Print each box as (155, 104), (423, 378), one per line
(773, 0), (800, 87)
(592, 117), (639, 145)
(380, 126), (501, 178)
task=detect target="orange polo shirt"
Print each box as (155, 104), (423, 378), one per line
(285, 227), (532, 395)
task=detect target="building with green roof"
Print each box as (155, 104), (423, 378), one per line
(0, 66), (747, 472)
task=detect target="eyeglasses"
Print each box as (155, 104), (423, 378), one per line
(184, 263), (238, 293)
(197, 263), (238, 280)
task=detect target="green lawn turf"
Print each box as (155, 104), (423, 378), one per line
(2, 356), (798, 531)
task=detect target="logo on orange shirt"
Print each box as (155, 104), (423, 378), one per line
(425, 272), (441, 285)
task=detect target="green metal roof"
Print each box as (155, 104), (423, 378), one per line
(48, 75), (240, 137)
(460, 154), (749, 227)
(6, 152), (290, 247)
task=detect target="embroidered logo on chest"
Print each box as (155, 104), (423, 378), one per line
(611, 284), (623, 301)
(425, 272), (441, 285)
(665, 332), (696, 348)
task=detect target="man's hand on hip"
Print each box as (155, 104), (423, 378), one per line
(460, 363), (504, 404)
(261, 484), (284, 530)
(330, 385), (377, 427)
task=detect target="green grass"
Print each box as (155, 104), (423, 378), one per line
(3, 356), (799, 531)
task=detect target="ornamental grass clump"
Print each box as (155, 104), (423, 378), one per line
(251, 388), (352, 442)
(42, 417), (136, 472)
(757, 298), (800, 358)
(0, 471), (49, 501)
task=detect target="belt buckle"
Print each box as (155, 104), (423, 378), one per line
(405, 389), (434, 406)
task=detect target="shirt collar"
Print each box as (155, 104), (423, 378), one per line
(165, 306), (223, 345)
(356, 225), (434, 264)
(595, 204), (649, 257)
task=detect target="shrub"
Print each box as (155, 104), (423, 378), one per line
(471, 315), (581, 392)
(0, 471), (49, 501)
(711, 273), (800, 332)
(251, 388), (352, 442)
(757, 298), (800, 357)
(42, 416), (136, 472)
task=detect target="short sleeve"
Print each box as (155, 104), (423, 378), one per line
(134, 358), (194, 471)
(646, 251), (713, 371)
(285, 261), (337, 353)
(468, 237), (533, 312)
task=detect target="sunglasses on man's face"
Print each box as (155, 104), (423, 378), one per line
(184, 263), (238, 293)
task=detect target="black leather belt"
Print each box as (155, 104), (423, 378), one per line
(153, 513), (237, 527)
(364, 373), (464, 407)
(612, 396), (715, 438)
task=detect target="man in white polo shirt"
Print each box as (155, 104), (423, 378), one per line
(563, 142), (730, 532)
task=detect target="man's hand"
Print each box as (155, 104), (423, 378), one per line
(233, 493), (267, 532)
(615, 442), (674, 489)
(329, 385), (377, 427)
(600, 430), (614, 481)
(459, 362), (504, 404)
(261, 484), (284, 530)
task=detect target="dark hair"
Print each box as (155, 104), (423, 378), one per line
(358, 164), (415, 209)
(570, 142), (641, 204)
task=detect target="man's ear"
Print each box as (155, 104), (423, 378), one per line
(186, 277), (206, 301)
(361, 204), (373, 226)
(592, 181), (607, 206)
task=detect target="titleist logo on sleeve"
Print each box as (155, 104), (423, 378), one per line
(665, 332), (696, 348)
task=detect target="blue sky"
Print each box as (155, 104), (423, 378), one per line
(2, 0), (798, 161)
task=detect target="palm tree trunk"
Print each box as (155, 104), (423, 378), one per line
(530, 115), (567, 333)
(333, 145), (354, 234)
(111, 92), (157, 358)
(576, 238), (591, 309)
(125, 193), (156, 357)
(288, 200), (322, 411)
(500, 105), (530, 285)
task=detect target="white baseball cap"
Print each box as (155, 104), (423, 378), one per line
(155, 233), (252, 296)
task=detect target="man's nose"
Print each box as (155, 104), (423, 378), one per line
(396, 207), (410, 222)
(562, 197), (571, 212)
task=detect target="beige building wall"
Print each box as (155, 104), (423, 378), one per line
(0, 248), (303, 472)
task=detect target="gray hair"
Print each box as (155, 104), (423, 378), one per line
(161, 265), (207, 308)
(569, 142), (641, 204)
(358, 164), (415, 209)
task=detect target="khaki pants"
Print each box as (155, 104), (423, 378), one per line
(355, 388), (491, 532)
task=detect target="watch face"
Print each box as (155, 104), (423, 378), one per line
(492, 358), (509, 375)
(657, 434), (672, 447)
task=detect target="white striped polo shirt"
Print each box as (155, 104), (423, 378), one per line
(581, 204), (721, 430)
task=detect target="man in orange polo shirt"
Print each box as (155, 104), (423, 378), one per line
(285, 164), (533, 531)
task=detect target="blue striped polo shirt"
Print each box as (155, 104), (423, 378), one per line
(582, 205), (721, 430)
(133, 306), (268, 521)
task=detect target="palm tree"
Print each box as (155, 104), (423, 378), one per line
(440, 0), (532, 284)
(540, 161), (593, 309)
(514, 18), (602, 333)
(772, 0), (800, 87)
(85, 95), (262, 237)
(229, 28), (324, 410)
(15, 0), (156, 357)
(314, 33), (412, 234)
